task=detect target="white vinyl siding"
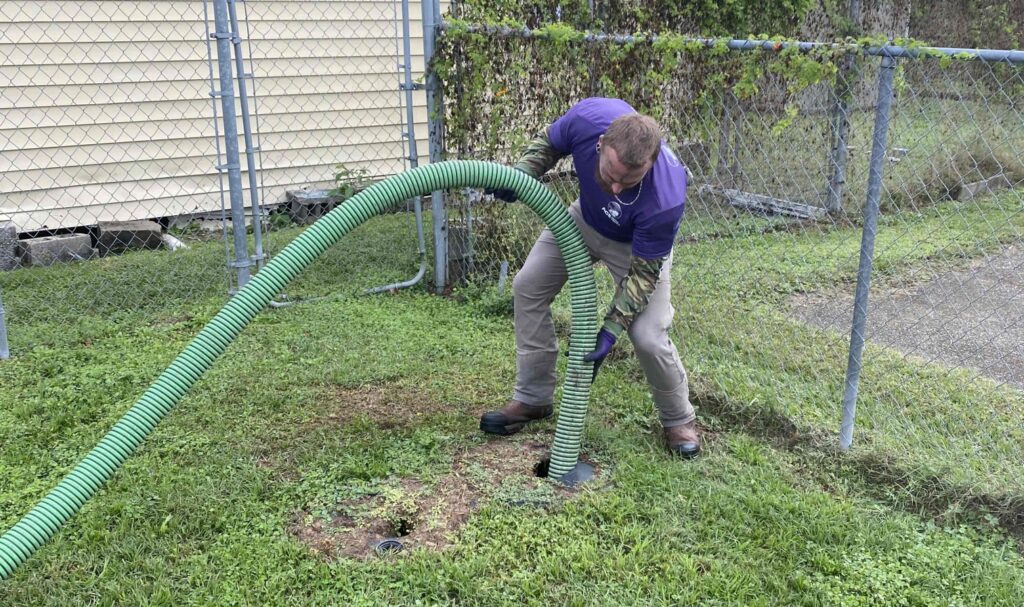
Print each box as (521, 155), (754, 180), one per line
(1, 0), (433, 232)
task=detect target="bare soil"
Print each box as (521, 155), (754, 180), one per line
(283, 387), (603, 560)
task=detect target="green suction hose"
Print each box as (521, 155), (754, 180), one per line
(0, 161), (598, 580)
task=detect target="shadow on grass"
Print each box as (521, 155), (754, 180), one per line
(693, 391), (1024, 543)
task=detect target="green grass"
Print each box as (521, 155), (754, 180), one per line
(2, 196), (1024, 604)
(668, 191), (1024, 496)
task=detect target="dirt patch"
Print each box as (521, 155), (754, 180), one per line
(288, 434), (602, 561)
(789, 244), (1024, 390)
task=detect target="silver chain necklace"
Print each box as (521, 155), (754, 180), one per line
(613, 175), (645, 206)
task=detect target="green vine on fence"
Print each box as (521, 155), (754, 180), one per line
(437, 19), (857, 158)
(434, 3), (1020, 273)
(436, 16), (999, 157)
(435, 17), (857, 271)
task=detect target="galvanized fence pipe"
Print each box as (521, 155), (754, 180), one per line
(202, 0), (235, 293)
(0, 289), (9, 360)
(839, 53), (898, 450)
(423, 0), (447, 293)
(226, 0), (266, 271)
(210, 0), (252, 289)
(441, 24), (1024, 63)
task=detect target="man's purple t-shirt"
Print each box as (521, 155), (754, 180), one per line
(547, 98), (687, 259)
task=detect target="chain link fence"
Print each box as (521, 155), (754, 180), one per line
(0, 0), (425, 351)
(234, 0), (428, 301)
(434, 23), (1024, 506)
(1, 1), (233, 335)
(3, 1), (1023, 510)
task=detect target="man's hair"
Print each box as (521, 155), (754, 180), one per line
(602, 113), (662, 168)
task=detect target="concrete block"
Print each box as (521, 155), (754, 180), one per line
(97, 220), (163, 256)
(194, 218), (229, 233)
(20, 234), (96, 267)
(0, 221), (18, 271)
(286, 189), (338, 225)
(718, 188), (827, 220)
(168, 213), (257, 234)
(958, 173), (1013, 202)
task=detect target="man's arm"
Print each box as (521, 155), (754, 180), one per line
(601, 255), (667, 337)
(513, 126), (565, 179)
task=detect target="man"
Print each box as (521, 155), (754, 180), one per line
(479, 97), (700, 458)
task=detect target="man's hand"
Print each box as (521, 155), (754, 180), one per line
(583, 328), (617, 382)
(484, 167), (525, 202)
(485, 186), (518, 203)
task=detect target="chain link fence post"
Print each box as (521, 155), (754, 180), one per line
(839, 51), (898, 451)
(226, 0), (266, 272)
(0, 221), (9, 358)
(423, 0), (447, 293)
(210, 0), (252, 290)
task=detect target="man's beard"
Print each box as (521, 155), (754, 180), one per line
(594, 164), (615, 196)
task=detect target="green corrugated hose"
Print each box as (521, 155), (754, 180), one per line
(0, 160), (597, 580)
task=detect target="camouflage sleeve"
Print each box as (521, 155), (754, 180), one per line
(512, 126), (565, 179)
(602, 255), (667, 337)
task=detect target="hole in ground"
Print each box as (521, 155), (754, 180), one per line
(375, 539), (404, 556)
(534, 457), (550, 478)
(394, 518), (414, 537)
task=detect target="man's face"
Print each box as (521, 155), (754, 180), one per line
(595, 136), (653, 196)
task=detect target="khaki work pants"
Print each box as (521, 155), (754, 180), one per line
(512, 201), (695, 427)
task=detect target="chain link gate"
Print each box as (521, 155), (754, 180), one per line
(226, 0), (431, 304)
(1, 1), (428, 353)
(1, 1), (239, 346)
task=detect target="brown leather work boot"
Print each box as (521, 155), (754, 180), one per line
(479, 400), (554, 436)
(665, 420), (701, 459)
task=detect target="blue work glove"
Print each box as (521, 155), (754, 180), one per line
(484, 168), (524, 202)
(583, 328), (617, 382)
(485, 186), (518, 203)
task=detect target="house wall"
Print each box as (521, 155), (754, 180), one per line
(1, 1), (434, 232)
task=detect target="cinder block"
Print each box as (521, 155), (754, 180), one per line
(286, 189), (337, 225)
(20, 234), (96, 267)
(196, 219), (227, 232)
(0, 221), (18, 271)
(958, 173), (1012, 202)
(97, 220), (163, 256)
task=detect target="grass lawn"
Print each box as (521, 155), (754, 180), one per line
(1, 194), (1023, 605)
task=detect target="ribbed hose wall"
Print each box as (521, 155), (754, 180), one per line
(0, 161), (597, 580)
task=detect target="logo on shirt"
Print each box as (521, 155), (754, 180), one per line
(602, 201), (622, 225)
